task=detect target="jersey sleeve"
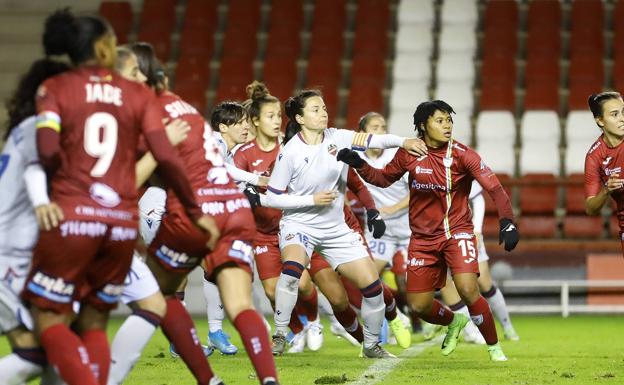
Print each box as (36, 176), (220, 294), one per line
(267, 150), (292, 194)
(19, 118), (40, 165)
(357, 148), (408, 187)
(35, 79), (62, 133)
(584, 152), (604, 198)
(463, 149), (514, 220)
(335, 129), (404, 151)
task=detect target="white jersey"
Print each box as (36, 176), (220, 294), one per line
(0, 117), (40, 258)
(269, 128), (371, 230)
(213, 131), (259, 187)
(359, 148), (410, 239)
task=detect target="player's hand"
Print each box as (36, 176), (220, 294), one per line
(366, 209), (386, 238)
(34, 202), (64, 231)
(606, 173), (624, 193)
(257, 176), (270, 187)
(313, 190), (339, 205)
(244, 184), (261, 209)
(195, 215), (220, 250)
(402, 138), (428, 157)
(336, 148), (365, 168)
(163, 118), (191, 146)
(498, 218), (519, 251)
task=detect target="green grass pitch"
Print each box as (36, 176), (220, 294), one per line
(1, 315), (622, 384)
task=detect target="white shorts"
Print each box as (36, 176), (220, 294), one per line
(0, 255), (33, 333)
(279, 222), (369, 270)
(365, 232), (409, 267)
(138, 186), (167, 245)
(121, 253), (161, 305)
(476, 233), (489, 263)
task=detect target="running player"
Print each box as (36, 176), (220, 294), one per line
(585, 92), (624, 253)
(21, 10), (216, 385)
(0, 59), (69, 385)
(338, 100), (519, 361)
(260, 89), (426, 358)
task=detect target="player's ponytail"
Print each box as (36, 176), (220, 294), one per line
(5, 59), (70, 139)
(43, 8), (110, 65)
(244, 80), (279, 121)
(284, 89), (322, 143)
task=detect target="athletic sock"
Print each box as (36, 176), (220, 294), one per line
(40, 324), (97, 385)
(467, 296), (499, 345)
(333, 307), (364, 343)
(202, 278), (225, 333)
(274, 261), (304, 335)
(0, 349), (45, 384)
(483, 285), (514, 330)
(360, 280), (385, 349)
(420, 300), (454, 326)
(233, 309), (278, 385)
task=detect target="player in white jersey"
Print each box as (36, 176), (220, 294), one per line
(0, 59), (69, 385)
(356, 113), (410, 273)
(258, 89), (427, 358)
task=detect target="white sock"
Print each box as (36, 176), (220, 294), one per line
(274, 272), (300, 334)
(485, 287), (514, 330)
(40, 365), (66, 385)
(361, 292), (385, 349)
(456, 304), (482, 337)
(108, 312), (160, 385)
(0, 352), (43, 385)
(202, 279), (224, 333)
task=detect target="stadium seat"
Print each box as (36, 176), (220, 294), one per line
(388, 106), (419, 137)
(524, 82), (560, 111)
(263, 58), (297, 101)
(564, 111), (600, 175)
(389, 81), (428, 111)
(517, 215), (558, 239)
(475, 111), (516, 174)
(174, 56), (210, 89)
(395, 24), (433, 54)
(397, 0), (434, 26)
(527, 0), (561, 30)
(526, 27), (561, 57)
(178, 26), (215, 61)
(138, 0), (176, 59)
(393, 52), (430, 82)
(483, 0), (518, 30)
(435, 80), (473, 116)
(438, 24), (476, 54)
(221, 0), (261, 61)
(518, 173), (558, 214)
(450, 113), (472, 145)
(440, 0), (478, 27)
(174, 83), (206, 112)
(613, 53), (624, 91)
(345, 84), (384, 129)
(479, 83), (515, 112)
(436, 52), (474, 83)
(137, 27), (173, 62)
(519, 111), (561, 175)
(99, 1), (132, 44)
(563, 216), (604, 238)
(570, 0), (604, 29)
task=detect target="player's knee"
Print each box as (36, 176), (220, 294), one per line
(456, 283), (480, 303)
(137, 293), (167, 318)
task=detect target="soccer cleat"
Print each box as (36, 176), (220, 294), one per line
(330, 322), (360, 347)
(388, 316), (412, 349)
(287, 331), (305, 353)
(169, 343), (214, 358)
(487, 343), (508, 361)
(361, 343), (398, 359)
(462, 322), (486, 345)
(306, 320), (324, 351)
(421, 321), (443, 341)
(504, 327), (520, 341)
(209, 330), (238, 355)
(209, 376), (226, 385)
(441, 313), (469, 356)
(271, 332), (288, 356)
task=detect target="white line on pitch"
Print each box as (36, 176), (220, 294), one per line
(350, 335), (444, 385)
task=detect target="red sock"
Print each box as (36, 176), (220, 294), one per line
(334, 307), (363, 343)
(467, 296), (498, 345)
(289, 309), (304, 334)
(420, 300), (454, 326)
(161, 298), (215, 385)
(80, 329), (109, 385)
(341, 277), (363, 309)
(233, 309), (278, 384)
(298, 287), (319, 322)
(40, 324), (98, 385)
(382, 283), (398, 321)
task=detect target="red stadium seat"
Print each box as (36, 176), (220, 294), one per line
(221, 0), (261, 60)
(178, 26), (215, 60)
(524, 82), (559, 111)
(484, 0), (518, 30)
(564, 173), (586, 214)
(482, 28), (517, 56)
(345, 84), (384, 129)
(355, 0), (390, 30)
(570, 0), (603, 29)
(350, 55), (385, 86)
(185, 0), (219, 25)
(614, 53), (624, 90)
(139, 0), (176, 30)
(569, 26), (604, 57)
(525, 54), (559, 84)
(352, 27), (389, 57)
(99, 2), (133, 44)
(312, 0), (347, 29)
(527, 0), (561, 30)
(270, 0), (304, 24)
(563, 216), (603, 238)
(175, 56), (210, 89)
(265, 24), (302, 58)
(518, 174), (558, 215)
(216, 58), (254, 102)
(480, 83), (515, 111)
(526, 27), (560, 56)
(517, 216), (558, 238)
(174, 83), (206, 112)
(263, 58), (297, 101)
(137, 27), (172, 61)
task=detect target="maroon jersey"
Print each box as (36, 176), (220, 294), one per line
(584, 135), (624, 233)
(357, 141), (513, 245)
(158, 91), (243, 214)
(234, 139), (282, 234)
(36, 66), (199, 221)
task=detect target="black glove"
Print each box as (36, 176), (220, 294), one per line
(243, 184), (261, 209)
(366, 209), (386, 238)
(499, 218), (519, 251)
(337, 148), (365, 168)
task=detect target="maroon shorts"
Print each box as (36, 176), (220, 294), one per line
(308, 251), (332, 277)
(254, 232), (282, 281)
(149, 199), (256, 281)
(391, 249), (408, 276)
(22, 216), (137, 314)
(406, 235), (479, 293)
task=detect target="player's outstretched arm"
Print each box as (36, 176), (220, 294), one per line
(337, 148), (406, 188)
(346, 168), (385, 238)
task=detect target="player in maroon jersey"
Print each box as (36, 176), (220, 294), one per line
(338, 100), (519, 361)
(131, 48), (278, 385)
(20, 10), (218, 385)
(585, 92), (624, 253)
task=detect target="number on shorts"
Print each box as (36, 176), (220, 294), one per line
(369, 240), (386, 256)
(0, 154), (9, 179)
(457, 239), (476, 259)
(84, 112), (118, 177)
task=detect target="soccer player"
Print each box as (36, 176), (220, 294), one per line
(337, 100), (519, 361)
(134, 70), (278, 384)
(235, 81), (322, 353)
(21, 10), (216, 385)
(0, 59), (69, 385)
(259, 89), (426, 358)
(585, 92), (624, 252)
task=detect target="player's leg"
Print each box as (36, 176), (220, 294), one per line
(202, 273), (238, 355)
(0, 326), (45, 385)
(440, 278), (485, 344)
(296, 269), (322, 351)
(478, 261), (519, 341)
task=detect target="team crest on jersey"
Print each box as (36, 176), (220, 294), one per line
(90, 182), (121, 208)
(443, 156), (453, 168)
(327, 144), (337, 156)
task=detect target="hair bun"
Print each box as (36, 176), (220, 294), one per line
(43, 8), (78, 56)
(246, 80), (270, 101)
